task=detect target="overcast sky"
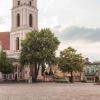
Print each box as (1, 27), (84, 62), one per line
(0, 0), (100, 61)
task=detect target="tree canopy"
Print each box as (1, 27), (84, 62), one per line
(58, 47), (84, 82)
(0, 51), (14, 75)
(20, 28), (60, 82)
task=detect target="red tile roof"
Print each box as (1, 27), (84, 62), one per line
(0, 32), (10, 50)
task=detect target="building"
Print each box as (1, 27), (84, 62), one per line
(50, 65), (81, 82)
(81, 60), (100, 83)
(0, 32), (10, 51)
(10, 0), (38, 58)
(0, 0), (38, 81)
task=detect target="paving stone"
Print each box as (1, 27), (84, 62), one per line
(0, 83), (100, 100)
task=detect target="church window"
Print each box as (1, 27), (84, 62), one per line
(17, 13), (20, 27)
(30, 1), (32, 6)
(18, 1), (20, 6)
(29, 14), (33, 27)
(16, 37), (19, 50)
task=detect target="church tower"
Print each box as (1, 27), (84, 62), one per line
(10, 0), (38, 55)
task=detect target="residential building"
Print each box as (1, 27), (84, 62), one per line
(81, 59), (100, 83)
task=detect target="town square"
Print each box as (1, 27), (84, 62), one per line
(0, 83), (100, 100)
(0, 0), (100, 100)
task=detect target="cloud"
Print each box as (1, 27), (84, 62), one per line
(53, 26), (100, 61)
(53, 26), (100, 43)
(0, 0), (11, 31)
(0, 15), (11, 31)
(0, 0), (99, 61)
(0, 16), (10, 24)
(0, 17), (6, 24)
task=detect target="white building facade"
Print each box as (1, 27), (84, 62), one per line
(10, 0), (38, 58)
(3, 0), (38, 81)
(81, 63), (100, 83)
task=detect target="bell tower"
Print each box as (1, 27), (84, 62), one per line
(10, 0), (38, 53)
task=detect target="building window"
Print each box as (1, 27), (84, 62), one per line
(16, 37), (19, 50)
(29, 1), (32, 6)
(29, 14), (33, 27)
(17, 13), (20, 27)
(18, 1), (20, 6)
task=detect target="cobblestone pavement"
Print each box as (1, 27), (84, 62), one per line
(0, 83), (100, 100)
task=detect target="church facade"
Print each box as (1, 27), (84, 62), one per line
(0, 0), (38, 81)
(10, 0), (38, 58)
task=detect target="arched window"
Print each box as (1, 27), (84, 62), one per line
(29, 1), (32, 6)
(18, 1), (20, 6)
(17, 13), (20, 27)
(29, 14), (33, 27)
(16, 37), (19, 50)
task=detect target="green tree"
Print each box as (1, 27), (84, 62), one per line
(58, 47), (84, 83)
(20, 28), (60, 82)
(0, 51), (14, 80)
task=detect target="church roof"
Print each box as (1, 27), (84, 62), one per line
(0, 32), (10, 50)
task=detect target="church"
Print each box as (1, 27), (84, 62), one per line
(0, 0), (38, 81)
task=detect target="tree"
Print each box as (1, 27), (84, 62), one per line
(0, 51), (14, 80)
(58, 47), (84, 83)
(20, 28), (60, 82)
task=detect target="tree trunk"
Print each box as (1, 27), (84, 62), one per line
(4, 74), (6, 81)
(70, 71), (74, 83)
(41, 64), (45, 76)
(32, 63), (40, 82)
(4, 74), (8, 82)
